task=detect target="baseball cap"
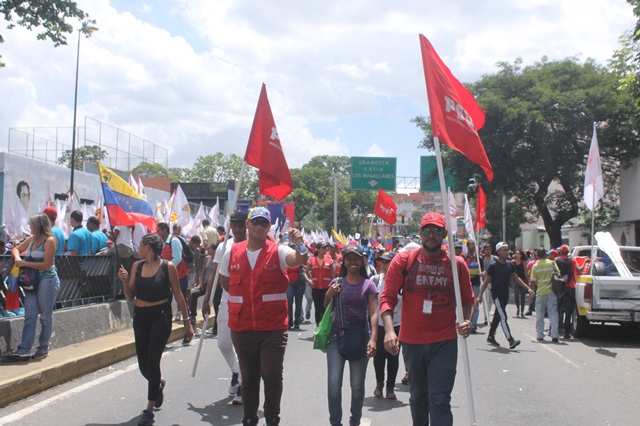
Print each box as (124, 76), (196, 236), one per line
(420, 212), (445, 229)
(454, 241), (463, 249)
(43, 206), (57, 220)
(548, 249), (558, 257)
(560, 244), (570, 254)
(380, 252), (396, 262)
(248, 207), (271, 222)
(229, 210), (248, 222)
(495, 242), (509, 251)
(342, 244), (364, 257)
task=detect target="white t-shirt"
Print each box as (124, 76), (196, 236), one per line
(114, 225), (133, 248)
(219, 243), (294, 277)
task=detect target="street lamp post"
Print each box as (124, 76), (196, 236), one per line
(69, 26), (97, 198)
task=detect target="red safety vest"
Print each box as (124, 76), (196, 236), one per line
(227, 240), (289, 332)
(309, 255), (332, 289)
(286, 265), (302, 282)
(161, 236), (189, 279)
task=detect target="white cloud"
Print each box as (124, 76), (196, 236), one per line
(366, 143), (387, 157)
(0, 0), (634, 175)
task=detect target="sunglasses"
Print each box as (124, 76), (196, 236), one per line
(420, 226), (445, 237)
(250, 218), (271, 228)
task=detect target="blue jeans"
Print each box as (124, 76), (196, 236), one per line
(287, 281), (305, 327)
(402, 339), (457, 426)
(536, 293), (559, 339)
(471, 285), (480, 330)
(327, 338), (369, 426)
(18, 275), (60, 354)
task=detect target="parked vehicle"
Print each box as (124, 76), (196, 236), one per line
(571, 234), (640, 337)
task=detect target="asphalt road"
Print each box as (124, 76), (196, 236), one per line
(1, 312), (639, 426)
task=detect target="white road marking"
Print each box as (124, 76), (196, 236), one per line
(522, 333), (581, 369)
(0, 362), (138, 425)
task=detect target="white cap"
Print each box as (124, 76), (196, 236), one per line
(495, 242), (508, 251)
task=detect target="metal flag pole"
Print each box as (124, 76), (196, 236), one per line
(434, 138), (477, 425)
(191, 161), (246, 377)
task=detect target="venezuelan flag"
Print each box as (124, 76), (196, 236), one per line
(98, 163), (158, 232)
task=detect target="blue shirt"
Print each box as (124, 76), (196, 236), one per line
(67, 226), (92, 255)
(51, 226), (65, 256)
(91, 230), (109, 254)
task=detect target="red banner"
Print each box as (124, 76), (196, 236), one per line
(244, 83), (294, 201)
(373, 188), (397, 225)
(419, 35), (493, 181)
(474, 185), (486, 232)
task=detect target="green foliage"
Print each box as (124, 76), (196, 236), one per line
(1, 0), (95, 68)
(131, 161), (170, 179)
(413, 56), (640, 247)
(57, 145), (107, 171)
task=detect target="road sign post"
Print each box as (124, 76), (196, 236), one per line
(350, 157), (396, 191)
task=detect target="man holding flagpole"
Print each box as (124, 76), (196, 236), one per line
(381, 212), (474, 426)
(217, 207), (307, 426)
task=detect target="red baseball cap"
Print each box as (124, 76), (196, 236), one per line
(420, 212), (445, 229)
(560, 244), (570, 254)
(43, 207), (58, 220)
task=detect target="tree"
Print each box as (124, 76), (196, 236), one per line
(1, 0), (95, 68)
(413, 57), (640, 247)
(131, 161), (170, 178)
(57, 145), (107, 170)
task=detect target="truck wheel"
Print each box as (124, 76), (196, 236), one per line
(573, 305), (590, 338)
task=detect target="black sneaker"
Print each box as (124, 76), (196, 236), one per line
(487, 336), (500, 346)
(154, 379), (165, 408)
(7, 351), (32, 362)
(551, 338), (559, 343)
(525, 310), (533, 316)
(537, 337), (545, 341)
(138, 409), (154, 426)
(305, 312), (311, 320)
(509, 339), (521, 350)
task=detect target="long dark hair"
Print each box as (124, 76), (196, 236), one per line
(339, 254), (368, 278)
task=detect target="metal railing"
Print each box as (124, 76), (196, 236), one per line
(0, 255), (131, 313)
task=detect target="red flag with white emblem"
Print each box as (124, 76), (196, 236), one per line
(419, 35), (493, 181)
(373, 188), (397, 225)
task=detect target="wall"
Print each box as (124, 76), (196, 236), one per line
(620, 157), (640, 222)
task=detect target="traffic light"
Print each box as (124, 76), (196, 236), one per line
(401, 212), (405, 224)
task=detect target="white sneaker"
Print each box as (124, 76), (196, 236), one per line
(232, 387), (242, 405)
(228, 382), (240, 395)
(175, 311), (182, 321)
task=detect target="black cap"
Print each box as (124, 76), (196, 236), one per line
(342, 244), (364, 257)
(380, 252), (396, 262)
(230, 210), (248, 222)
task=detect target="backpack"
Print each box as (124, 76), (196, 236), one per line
(176, 236), (194, 265)
(555, 256), (573, 280)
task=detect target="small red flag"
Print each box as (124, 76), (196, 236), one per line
(419, 35), (493, 181)
(244, 83), (294, 201)
(474, 185), (486, 232)
(373, 188), (397, 225)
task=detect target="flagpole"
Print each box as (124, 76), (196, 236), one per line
(590, 185), (596, 274)
(434, 138), (477, 425)
(368, 215), (374, 238)
(192, 161), (247, 377)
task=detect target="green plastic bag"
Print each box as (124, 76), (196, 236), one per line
(313, 299), (334, 352)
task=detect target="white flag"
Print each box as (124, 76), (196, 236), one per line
(464, 194), (475, 241)
(447, 187), (458, 233)
(209, 196), (220, 226)
(189, 202), (206, 237)
(165, 190), (176, 223)
(128, 173), (139, 194)
(584, 123), (604, 211)
(172, 185), (191, 226)
(137, 175), (147, 200)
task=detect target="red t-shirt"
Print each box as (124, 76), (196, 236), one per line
(380, 249), (475, 344)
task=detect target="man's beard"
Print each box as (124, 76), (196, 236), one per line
(422, 239), (442, 255)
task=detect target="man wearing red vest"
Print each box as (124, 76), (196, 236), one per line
(219, 207), (308, 426)
(307, 242), (334, 327)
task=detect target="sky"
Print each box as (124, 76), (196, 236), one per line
(0, 0), (635, 189)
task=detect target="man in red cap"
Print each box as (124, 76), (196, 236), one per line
(43, 207), (65, 255)
(380, 212), (475, 426)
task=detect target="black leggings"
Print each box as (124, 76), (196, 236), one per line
(373, 324), (400, 385)
(311, 288), (328, 325)
(133, 303), (172, 401)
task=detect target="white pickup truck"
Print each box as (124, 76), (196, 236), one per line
(570, 233), (640, 337)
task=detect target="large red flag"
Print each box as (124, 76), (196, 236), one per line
(244, 83), (294, 201)
(419, 35), (493, 181)
(474, 185), (486, 232)
(373, 188), (397, 225)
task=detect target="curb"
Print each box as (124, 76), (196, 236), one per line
(0, 319), (210, 408)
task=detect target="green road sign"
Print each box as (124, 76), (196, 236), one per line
(351, 157), (396, 191)
(420, 156), (455, 192)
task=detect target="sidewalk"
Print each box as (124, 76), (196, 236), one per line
(0, 319), (209, 408)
